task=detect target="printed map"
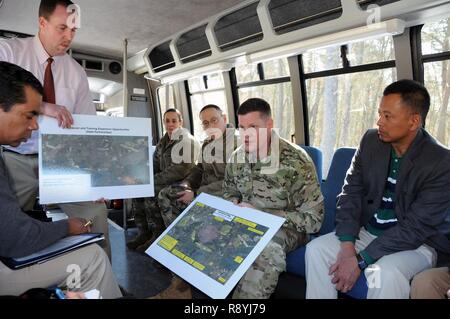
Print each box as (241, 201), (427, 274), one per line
(41, 134), (150, 187)
(157, 202), (268, 284)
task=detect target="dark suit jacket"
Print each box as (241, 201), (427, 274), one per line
(335, 129), (450, 262)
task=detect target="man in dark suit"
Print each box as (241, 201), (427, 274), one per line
(305, 79), (450, 299)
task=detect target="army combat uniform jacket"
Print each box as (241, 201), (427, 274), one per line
(223, 133), (324, 237)
(184, 125), (238, 197)
(153, 129), (199, 192)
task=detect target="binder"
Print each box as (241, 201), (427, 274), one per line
(0, 233), (104, 270)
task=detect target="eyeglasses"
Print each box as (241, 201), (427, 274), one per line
(201, 117), (220, 128)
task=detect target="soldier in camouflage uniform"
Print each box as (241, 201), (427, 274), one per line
(127, 108), (199, 252)
(223, 98), (324, 299)
(157, 104), (238, 227)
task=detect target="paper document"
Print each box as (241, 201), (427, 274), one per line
(38, 115), (154, 204)
(146, 193), (285, 299)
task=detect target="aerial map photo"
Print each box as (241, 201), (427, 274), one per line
(41, 134), (151, 187)
(157, 202), (269, 285)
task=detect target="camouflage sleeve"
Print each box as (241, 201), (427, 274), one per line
(197, 180), (225, 197)
(154, 162), (194, 186)
(184, 163), (204, 190)
(276, 155), (324, 234)
(153, 143), (162, 174)
(222, 162), (242, 203)
(154, 135), (197, 186)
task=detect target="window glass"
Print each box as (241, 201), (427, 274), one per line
(235, 63), (260, 84)
(157, 85), (175, 115)
(424, 61), (450, 147)
(306, 68), (397, 177)
(187, 77), (204, 93)
(188, 72), (226, 93)
(157, 85), (175, 135)
(235, 58), (290, 83)
(302, 46), (342, 73)
(262, 58), (290, 79)
(238, 82), (295, 141)
(205, 72), (225, 91)
(347, 36), (395, 66)
(421, 18), (450, 55)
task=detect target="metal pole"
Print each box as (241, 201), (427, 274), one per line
(123, 38), (129, 231)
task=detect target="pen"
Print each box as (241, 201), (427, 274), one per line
(54, 288), (66, 299)
(83, 220), (93, 228)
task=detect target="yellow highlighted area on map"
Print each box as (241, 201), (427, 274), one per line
(196, 202), (205, 207)
(172, 249), (185, 260)
(214, 216), (224, 222)
(193, 261), (205, 271)
(218, 277), (226, 283)
(247, 227), (264, 235)
(183, 256), (194, 264)
(234, 256), (244, 264)
(158, 235), (178, 251)
(234, 217), (257, 228)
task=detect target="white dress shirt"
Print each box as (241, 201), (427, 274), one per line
(0, 36), (95, 154)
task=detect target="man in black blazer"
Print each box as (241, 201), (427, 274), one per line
(305, 79), (450, 299)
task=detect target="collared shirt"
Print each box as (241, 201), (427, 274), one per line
(0, 36), (95, 154)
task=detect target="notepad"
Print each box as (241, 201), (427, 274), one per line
(0, 233), (104, 270)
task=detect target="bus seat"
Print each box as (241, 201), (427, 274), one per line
(284, 148), (364, 297)
(299, 145), (323, 183)
(319, 147), (356, 235)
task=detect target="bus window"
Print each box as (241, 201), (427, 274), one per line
(348, 36), (395, 66)
(157, 85), (175, 135)
(235, 58), (295, 141)
(187, 73), (229, 139)
(302, 36), (396, 177)
(157, 85), (175, 114)
(302, 46), (342, 73)
(236, 58), (290, 83)
(421, 18), (450, 147)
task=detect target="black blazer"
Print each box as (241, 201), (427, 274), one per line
(335, 129), (450, 262)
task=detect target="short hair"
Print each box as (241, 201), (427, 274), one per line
(383, 79), (430, 124)
(199, 104), (223, 115)
(0, 62), (44, 112)
(39, 0), (74, 19)
(237, 98), (272, 118)
(164, 108), (182, 121)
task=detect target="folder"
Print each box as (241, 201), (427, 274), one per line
(0, 233), (104, 270)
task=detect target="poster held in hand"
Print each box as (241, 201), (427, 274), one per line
(146, 193), (285, 299)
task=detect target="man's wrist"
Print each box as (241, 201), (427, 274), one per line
(356, 253), (368, 270)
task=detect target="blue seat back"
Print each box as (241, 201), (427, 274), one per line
(299, 145), (323, 183)
(319, 147), (356, 235)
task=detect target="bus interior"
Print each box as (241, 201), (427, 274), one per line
(0, 0), (449, 299)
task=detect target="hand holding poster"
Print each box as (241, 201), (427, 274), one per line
(146, 193), (285, 299)
(38, 114), (154, 204)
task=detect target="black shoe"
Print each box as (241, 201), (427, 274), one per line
(126, 232), (152, 250)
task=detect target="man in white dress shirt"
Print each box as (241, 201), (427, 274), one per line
(0, 0), (111, 258)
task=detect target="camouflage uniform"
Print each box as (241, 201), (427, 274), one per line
(158, 125), (237, 227)
(223, 132), (324, 299)
(132, 129), (199, 241)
